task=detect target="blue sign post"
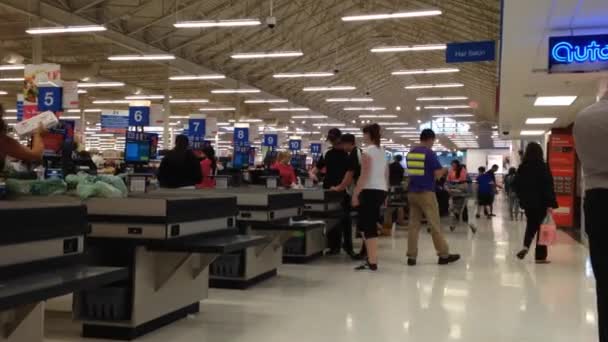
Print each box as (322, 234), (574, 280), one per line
(233, 127), (250, 168)
(446, 41), (496, 63)
(128, 106), (150, 126)
(549, 34), (608, 73)
(188, 118), (206, 138)
(37, 87), (63, 112)
(263, 134), (278, 147)
(310, 143), (322, 154)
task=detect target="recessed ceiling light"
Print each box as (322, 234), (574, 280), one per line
(521, 130), (547, 136)
(344, 107), (386, 111)
(342, 9), (442, 21)
(273, 72), (333, 78)
(244, 99), (289, 103)
(108, 54), (175, 61)
(78, 82), (125, 88)
(526, 117), (557, 124)
(211, 89), (260, 94)
(392, 67), (459, 75)
(169, 74), (225, 80)
(269, 107), (309, 112)
(326, 98), (373, 102)
(406, 83), (464, 89)
(174, 19), (261, 28)
(371, 44), (446, 53)
(26, 25), (106, 35)
(534, 96), (577, 106)
(231, 51), (303, 59)
(125, 95), (164, 100)
(0, 64), (25, 71)
(303, 86), (356, 92)
(199, 107), (236, 111)
(417, 96), (468, 101)
(424, 105), (471, 109)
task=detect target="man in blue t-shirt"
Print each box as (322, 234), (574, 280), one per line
(476, 166), (495, 218)
(405, 129), (460, 266)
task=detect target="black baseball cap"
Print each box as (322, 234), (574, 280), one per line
(327, 128), (342, 141)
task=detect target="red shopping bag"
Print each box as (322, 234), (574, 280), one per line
(539, 214), (557, 246)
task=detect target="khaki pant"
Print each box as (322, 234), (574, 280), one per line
(383, 207), (406, 228)
(407, 192), (450, 258)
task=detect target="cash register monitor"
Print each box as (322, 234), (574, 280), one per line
(125, 140), (151, 163)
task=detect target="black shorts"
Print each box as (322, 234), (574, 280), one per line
(357, 189), (387, 239)
(478, 193), (493, 206)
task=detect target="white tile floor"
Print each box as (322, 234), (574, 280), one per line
(47, 202), (599, 341)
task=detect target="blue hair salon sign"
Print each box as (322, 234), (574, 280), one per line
(549, 34), (608, 73)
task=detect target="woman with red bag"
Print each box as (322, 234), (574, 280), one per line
(513, 142), (558, 263)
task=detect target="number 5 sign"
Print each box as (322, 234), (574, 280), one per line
(37, 87), (62, 112)
(129, 106), (150, 126)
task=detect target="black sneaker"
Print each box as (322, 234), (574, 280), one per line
(354, 262), (377, 271)
(407, 258), (417, 266)
(516, 249), (528, 260)
(438, 254), (461, 265)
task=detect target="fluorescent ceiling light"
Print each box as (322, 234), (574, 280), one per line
(0, 78), (24, 82)
(379, 122), (409, 126)
(200, 107), (236, 111)
(211, 89), (260, 94)
(303, 86), (356, 92)
(326, 98), (373, 102)
(273, 72), (333, 78)
(417, 96), (468, 101)
(108, 54), (175, 61)
(534, 96), (577, 106)
(78, 82), (125, 88)
(371, 44), (446, 53)
(26, 25), (106, 35)
(521, 130), (546, 136)
(60, 116), (82, 120)
(424, 105), (471, 109)
(174, 19), (261, 28)
(170, 99), (209, 103)
(342, 9), (441, 22)
(244, 99), (289, 103)
(169, 115), (190, 119)
(5, 109), (16, 113)
(526, 117), (557, 125)
(291, 115), (328, 119)
(77, 89), (87, 94)
(169, 74), (225, 80)
(125, 95), (164, 100)
(0, 91), (7, 95)
(433, 114), (474, 118)
(92, 100), (131, 104)
(359, 115), (398, 118)
(392, 67), (459, 75)
(344, 107), (386, 111)
(231, 51), (303, 59)
(315, 123), (346, 127)
(405, 83), (464, 89)
(269, 107), (309, 112)
(0, 64), (24, 70)
(386, 127), (417, 130)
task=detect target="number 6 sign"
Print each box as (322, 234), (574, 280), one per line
(129, 106), (150, 126)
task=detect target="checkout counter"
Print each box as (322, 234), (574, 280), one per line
(77, 193), (266, 340)
(0, 202), (127, 342)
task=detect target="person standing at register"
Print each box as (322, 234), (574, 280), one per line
(158, 135), (202, 188)
(574, 91), (608, 342)
(0, 105), (46, 165)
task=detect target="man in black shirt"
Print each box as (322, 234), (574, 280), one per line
(310, 128), (350, 255)
(389, 155), (405, 186)
(329, 133), (360, 258)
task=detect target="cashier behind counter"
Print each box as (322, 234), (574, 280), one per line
(0, 105), (45, 167)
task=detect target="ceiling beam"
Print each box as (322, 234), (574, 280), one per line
(73, 0), (106, 14)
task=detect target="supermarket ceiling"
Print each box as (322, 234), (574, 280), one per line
(0, 0), (501, 150)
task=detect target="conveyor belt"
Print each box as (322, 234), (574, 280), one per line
(0, 265), (127, 312)
(252, 221), (325, 232)
(204, 187), (304, 210)
(0, 202), (89, 245)
(147, 234), (267, 254)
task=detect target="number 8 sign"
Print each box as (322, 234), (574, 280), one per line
(234, 127), (249, 143)
(129, 106), (150, 126)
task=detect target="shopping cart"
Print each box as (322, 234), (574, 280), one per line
(446, 182), (477, 234)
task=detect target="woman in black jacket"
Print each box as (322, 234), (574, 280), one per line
(514, 142), (558, 263)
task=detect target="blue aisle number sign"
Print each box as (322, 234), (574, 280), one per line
(234, 127), (249, 143)
(263, 134), (278, 147)
(310, 143), (322, 154)
(37, 87), (62, 112)
(289, 139), (302, 151)
(128, 106), (150, 126)
(188, 118), (206, 137)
